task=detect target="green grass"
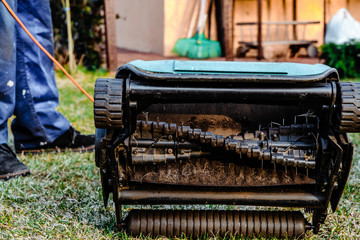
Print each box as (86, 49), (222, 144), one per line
(0, 70), (359, 239)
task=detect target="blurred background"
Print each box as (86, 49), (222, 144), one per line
(50, 0), (360, 77)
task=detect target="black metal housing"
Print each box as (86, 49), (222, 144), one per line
(94, 61), (360, 237)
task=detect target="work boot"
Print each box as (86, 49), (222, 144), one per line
(16, 126), (95, 153)
(0, 144), (30, 180)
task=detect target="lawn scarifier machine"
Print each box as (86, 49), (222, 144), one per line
(94, 60), (360, 238)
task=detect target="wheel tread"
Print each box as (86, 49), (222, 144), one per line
(94, 78), (124, 128)
(339, 82), (360, 132)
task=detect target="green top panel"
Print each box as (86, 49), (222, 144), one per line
(128, 60), (330, 76)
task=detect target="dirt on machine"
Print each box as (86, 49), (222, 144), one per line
(93, 60), (360, 238)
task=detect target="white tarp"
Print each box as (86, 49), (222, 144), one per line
(325, 8), (360, 44)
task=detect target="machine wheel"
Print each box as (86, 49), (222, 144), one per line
(307, 45), (318, 58)
(339, 82), (360, 132)
(236, 46), (249, 58)
(94, 78), (124, 129)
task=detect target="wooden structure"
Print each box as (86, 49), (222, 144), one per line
(237, 0), (323, 59)
(104, 0), (118, 72)
(237, 20), (320, 58)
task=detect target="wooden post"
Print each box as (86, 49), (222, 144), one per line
(323, 0), (326, 41)
(104, 0), (118, 72)
(215, 0), (225, 55)
(257, 0), (263, 60)
(65, 0), (76, 73)
(293, 0), (297, 40)
(223, 0), (235, 61)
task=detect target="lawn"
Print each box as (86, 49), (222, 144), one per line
(0, 69), (359, 239)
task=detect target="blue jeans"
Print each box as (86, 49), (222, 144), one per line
(0, 0), (70, 149)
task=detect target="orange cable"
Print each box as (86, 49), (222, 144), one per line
(1, 0), (94, 103)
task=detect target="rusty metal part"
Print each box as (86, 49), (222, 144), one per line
(126, 210), (306, 238)
(132, 119), (317, 169)
(130, 159), (315, 187)
(339, 82), (360, 132)
(148, 113), (243, 136)
(94, 78), (124, 128)
(146, 104), (307, 132)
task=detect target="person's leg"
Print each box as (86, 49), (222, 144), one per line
(11, 0), (71, 150)
(12, 0), (94, 152)
(0, 0), (30, 180)
(0, 0), (16, 144)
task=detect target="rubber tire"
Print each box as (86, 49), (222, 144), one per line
(94, 78), (124, 129)
(307, 45), (318, 58)
(339, 82), (360, 132)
